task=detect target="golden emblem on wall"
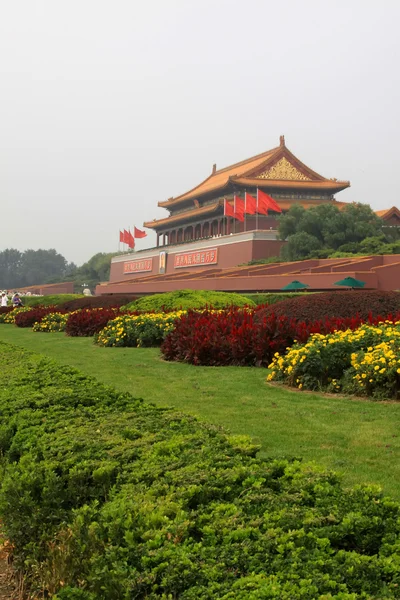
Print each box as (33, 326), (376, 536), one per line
(257, 157), (311, 181)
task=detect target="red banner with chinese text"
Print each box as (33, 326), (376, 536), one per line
(124, 258), (153, 274)
(174, 248), (218, 268)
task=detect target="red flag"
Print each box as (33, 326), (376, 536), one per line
(127, 230), (135, 249)
(224, 198), (236, 218)
(245, 193), (257, 215)
(119, 231), (124, 243)
(134, 226), (147, 239)
(257, 189), (282, 214)
(123, 229), (130, 245)
(234, 196), (245, 222)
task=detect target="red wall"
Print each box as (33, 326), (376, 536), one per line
(109, 238), (285, 283)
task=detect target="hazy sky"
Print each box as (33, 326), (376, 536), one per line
(1, 0), (399, 265)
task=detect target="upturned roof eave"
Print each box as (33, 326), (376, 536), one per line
(232, 177), (351, 193)
(158, 146), (281, 208)
(144, 200), (223, 230)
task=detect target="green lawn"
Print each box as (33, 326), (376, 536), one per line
(1, 324), (400, 498)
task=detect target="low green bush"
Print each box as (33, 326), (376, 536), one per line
(2, 344), (400, 598)
(123, 289), (255, 312)
(23, 294), (84, 307)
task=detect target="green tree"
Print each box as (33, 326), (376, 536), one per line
(0, 249), (22, 289)
(280, 231), (322, 261)
(18, 249), (69, 287)
(73, 252), (120, 292)
(278, 202), (385, 261)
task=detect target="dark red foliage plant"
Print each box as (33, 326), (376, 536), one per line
(65, 308), (122, 337)
(58, 294), (138, 311)
(14, 307), (66, 328)
(161, 307), (400, 367)
(256, 290), (400, 322)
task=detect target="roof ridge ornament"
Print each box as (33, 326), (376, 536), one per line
(212, 163), (217, 174)
(280, 135), (285, 147)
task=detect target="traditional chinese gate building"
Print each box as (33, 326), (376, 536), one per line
(144, 135), (350, 247)
(102, 136), (355, 289)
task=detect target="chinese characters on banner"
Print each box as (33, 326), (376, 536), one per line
(174, 248), (218, 269)
(124, 258), (153, 274)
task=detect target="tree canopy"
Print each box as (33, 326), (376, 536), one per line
(0, 248), (75, 290)
(277, 202), (397, 261)
(0, 249), (120, 292)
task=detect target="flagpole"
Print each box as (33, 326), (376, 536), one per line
(223, 198), (226, 236)
(256, 188), (259, 231)
(244, 190), (247, 233)
(233, 195), (236, 235)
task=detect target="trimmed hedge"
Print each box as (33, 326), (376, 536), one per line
(123, 289), (255, 312)
(58, 294), (138, 311)
(2, 344), (400, 598)
(257, 290), (400, 322)
(22, 294), (84, 307)
(246, 291), (312, 305)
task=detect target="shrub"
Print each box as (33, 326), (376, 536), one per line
(2, 345), (400, 598)
(268, 320), (400, 398)
(14, 306), (66, 328)
(161, 308), (300, 366)
(95, 311), (185, 347)
(33, 311), (72, 333)
(58, 294), (138, 311)
(0, 306), (14, 322)
(124, 289), (255, 312)
(246, 291), (312, 306)
(257, 290), (400, 322)
(161, 308), (395, 368)
(65, 308), (121, 336)
(23, 294), (84, 307)
(2, 307), (31, 324)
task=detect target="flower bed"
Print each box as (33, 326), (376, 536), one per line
(32, 311), (72, 333)
(95, 310), (185, 347)
(14, 306), (66, 328)
(65, 307), (122, 336)
(1, 307), (30, 324)
(268, 320), (400, 399)
(0, 306), (14, 322)
(161, 307), (394, 367)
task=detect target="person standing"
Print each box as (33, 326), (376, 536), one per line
(1, 292), (8, 307)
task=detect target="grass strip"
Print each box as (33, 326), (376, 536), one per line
(1, 325), (400, 500)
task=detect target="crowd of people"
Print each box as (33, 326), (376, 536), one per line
(1, 291), (28, 307)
